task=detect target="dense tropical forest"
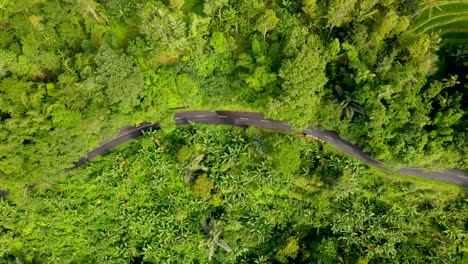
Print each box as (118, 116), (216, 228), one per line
(0, 0), (467, 187)
(0, 0), (467, 262)
(1, 125), (467, 263)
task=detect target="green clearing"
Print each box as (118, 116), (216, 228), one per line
(1, 125), (466, 263)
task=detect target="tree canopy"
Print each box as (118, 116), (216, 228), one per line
(0, 0), (466, 207)
(1, 125), (466, 263)
(0, 1), (467, 262)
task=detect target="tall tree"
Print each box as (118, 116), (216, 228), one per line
(139, 1), (188, 55)
(255, 9), (279, 40)
(268, 34), (328, 128)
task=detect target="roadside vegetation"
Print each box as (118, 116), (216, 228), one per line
(1, 125), (467, 263)
(0, 0), (467, 187)
(321, 142), (466, 192)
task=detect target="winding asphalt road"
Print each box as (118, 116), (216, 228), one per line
(67, 110), (468, 188)
(1, 110), (466, 197)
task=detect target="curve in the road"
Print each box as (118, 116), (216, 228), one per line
(68, 110), (468, 188)
(1, 110), (467, 197)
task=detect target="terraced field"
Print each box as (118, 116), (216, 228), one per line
(408, 0), (468, 39)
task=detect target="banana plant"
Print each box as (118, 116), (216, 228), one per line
(200, 218), (232, 260)
(182, 153), (208, 183)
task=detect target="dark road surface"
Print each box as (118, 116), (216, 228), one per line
(68, 110), (468, 188)
(1, 110), (466, 197)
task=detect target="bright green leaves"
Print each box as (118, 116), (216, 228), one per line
(277, 237), (300, 261)
(3, 126), (466, 263)
(0, 79), (54, 179)
(282, 26), (309, 57)
(237, 39), (278, 93)
(399, 33), (440, 76)
(0, 0), (465, 205)
(0, 43), (145, 185)
(271, 140), (301, 175)
(243, 66), (277, 91)
(203, 0), (228, 17)
(371, 9), (410, 43)
(302, 0), (318, 18)
(0, 49), (17, 78)
(138, 2), (209, 57)
(314, 238), (339, 263)
(237, 0), (265, 23)
(255, 9), (279, 40)
(139, 1), (188, 55)
(49, 105), (82, 129)
(210, 32), (228, 53)
(269, 34), (328, 128)
(327, 0), (358, 28)
(234, 38), (279, 101)
(142, 65), (200, 115)
(169, 0), (185, 9)
(91, 46), (144, 113)
(191, 174), (214, 201)
(0, 48), (54, 80)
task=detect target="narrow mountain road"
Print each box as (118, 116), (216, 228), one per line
(1, 110), (465, 198)
(67, 110), (468, 188)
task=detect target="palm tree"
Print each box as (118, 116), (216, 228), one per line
(200, 218), (232, 260)
(334, 85), (365, 120)
(182, 154), (208, 183)
(443, 227), (466, 243)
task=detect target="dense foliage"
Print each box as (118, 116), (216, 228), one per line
(0, 1), (467, 184)
(1, 125), (467, 263)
